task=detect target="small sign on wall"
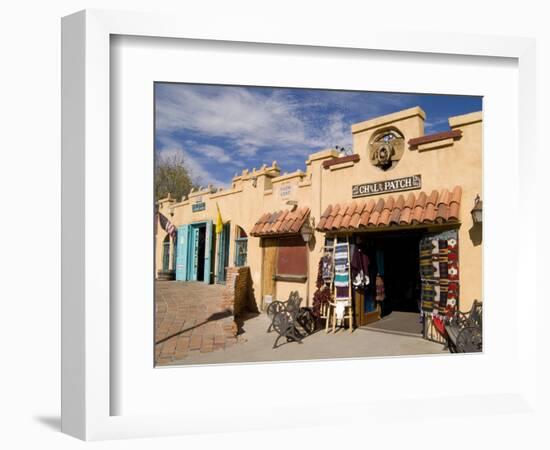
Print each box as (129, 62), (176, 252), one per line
(279, 182), (293, 199)
(192, 202), (206, 212)
(352, 174), (422, 198)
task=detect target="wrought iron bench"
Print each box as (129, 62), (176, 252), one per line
(444, 300), (483, 353)
(266, 291), (315, 349)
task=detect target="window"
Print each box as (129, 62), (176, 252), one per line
(234, 226), (248, 267)
(162, 235), (170, 271)
(276, 236), (307, 281)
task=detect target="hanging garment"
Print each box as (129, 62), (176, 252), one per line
(321, 253), (334, 281)
(351, 248), (370, 289)
(375, 274), (385, 302)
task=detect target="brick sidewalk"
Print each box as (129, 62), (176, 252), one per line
(155, 281), (240, 365)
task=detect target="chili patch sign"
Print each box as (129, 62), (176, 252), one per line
(352, 175), (421, 198)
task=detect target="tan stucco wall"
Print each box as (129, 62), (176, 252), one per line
(156, 107), (482, 315)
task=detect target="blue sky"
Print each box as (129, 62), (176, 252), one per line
(155, 83), (481, 188)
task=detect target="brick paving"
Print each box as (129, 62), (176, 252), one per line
(155, 280), (447, 367)
(155, 281), (241, 365)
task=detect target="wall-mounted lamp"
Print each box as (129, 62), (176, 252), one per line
(471, 194), (483, 225)
(251, 176), (257, 188)
(300, 218), (314, 243)
(286, 199), (298, 211)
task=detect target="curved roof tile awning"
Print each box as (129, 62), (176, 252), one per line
(250, 207), (310, 237)
(316, 186), (462, 232)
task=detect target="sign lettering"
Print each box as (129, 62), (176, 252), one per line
(352, 175), (422, 198)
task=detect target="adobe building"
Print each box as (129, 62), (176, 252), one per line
(155, 107), (482, 340)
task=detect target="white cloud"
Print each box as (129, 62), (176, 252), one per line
(156, 135), (229, 188)
(157, 86), (316, 156)
(156, 85), (416, 158)
(193, 144), (231, 163)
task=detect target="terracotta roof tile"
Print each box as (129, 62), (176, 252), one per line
(341, 201), (356, 228)
(422, 190), (440, 223)
(378, 196), (395, 227)
(251, 207), (310, 237)
(349, 200), (366, 228)
(359, 199), (376, 227)
(324, 203), (340, 229)
(411, 191), (427, 224)
(280, 209), (296, 233)
(390, 195), (405, 225)
(368, 198), (385, 226)
(315, 186), (461, 232)
(399, 193), (416, 225)
(331, 202), (348, 230)
(317, 205), (332, 230)
(435, 189), (451, 223)
(290, 207), (309, 233)
(449, 186), (462, 220)
(271, 209), (289, 233)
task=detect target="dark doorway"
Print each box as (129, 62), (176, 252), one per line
(197, 226), (206, 281)
(353, 230), (424, 335)
(381, 233), (422, 315)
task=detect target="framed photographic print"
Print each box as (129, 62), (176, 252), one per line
(152, 82), (482, 367)
(62, 9), (538, 441)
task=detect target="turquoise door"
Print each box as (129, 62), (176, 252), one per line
(204, 220), (213, 284)
(162, 239), (170, 271)
(175, 225), (190, 281)
(184, 221), (214, 283)
(216, 223), (230, 283)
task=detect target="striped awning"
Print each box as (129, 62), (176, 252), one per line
(316, 186), (462, 232)
(250, 207), (310, 237)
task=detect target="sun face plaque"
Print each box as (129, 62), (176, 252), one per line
(368, 128), (405, 171)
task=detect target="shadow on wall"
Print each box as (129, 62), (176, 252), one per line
(468, 223), (482, 246)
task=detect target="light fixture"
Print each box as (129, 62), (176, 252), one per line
(300, 218), (314, 243)
(286, 200), (298, 211)
(470, 194), (483, 225)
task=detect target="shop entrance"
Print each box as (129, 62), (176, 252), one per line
(352, 230), (424, 335)
(175, 220), (213, 283)
(216, 222), (230, 283)
(194, 225), (207, 282)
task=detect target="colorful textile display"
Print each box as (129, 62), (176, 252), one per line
(321, 253), (334, 281)
(420, 229), (459, 317)
(334, 241), (350, 297)
(351, 248), (370, 289)
(334, 272), (350, 287)
(336, 286), (349, 299)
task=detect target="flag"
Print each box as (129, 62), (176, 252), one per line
(216, 203), (223, 234)
(158, 212), (176, 238)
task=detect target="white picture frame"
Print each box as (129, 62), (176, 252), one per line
(61, 9), (538, 441)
